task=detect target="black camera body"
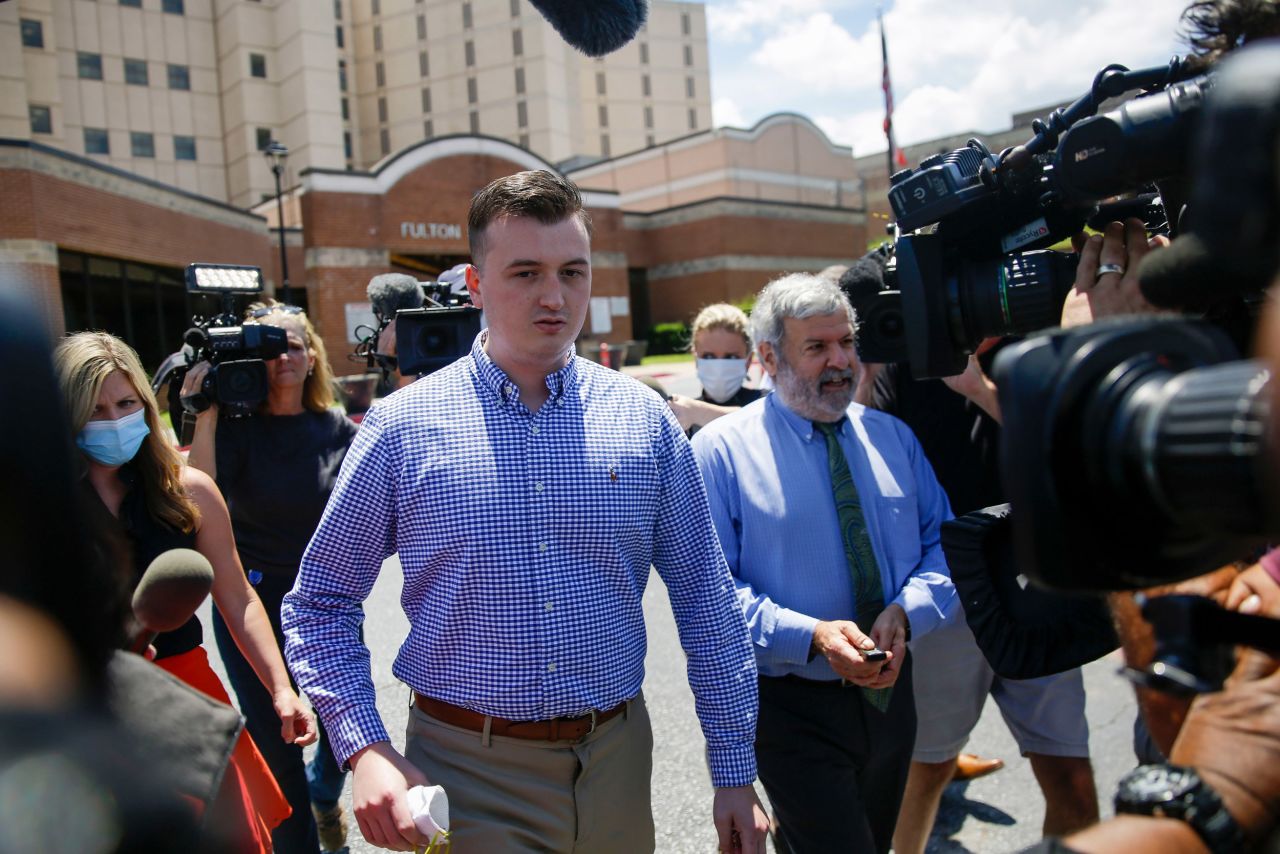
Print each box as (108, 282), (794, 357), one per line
(883, 63), (1207, 377)
(180, 322), (288, 416)
(391, 281), (482, 377)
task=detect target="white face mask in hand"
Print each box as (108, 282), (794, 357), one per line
(697, 357), (748, 403)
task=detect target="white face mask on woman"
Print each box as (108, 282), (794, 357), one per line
(696, 357), (749, 403)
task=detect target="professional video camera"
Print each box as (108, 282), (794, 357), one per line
(154, 264), (287, 430)
(356, 266), (482, 379)
(884, 57), (1206, 377)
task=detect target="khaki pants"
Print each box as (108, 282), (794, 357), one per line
(405, 693), (655, 853)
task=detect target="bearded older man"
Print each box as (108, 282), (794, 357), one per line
(691, 273), (958, 854)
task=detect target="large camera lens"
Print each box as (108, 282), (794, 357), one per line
(396, 306), (483, 376)
(209, 360), (270, 413)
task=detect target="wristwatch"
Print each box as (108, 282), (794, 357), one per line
(1114, 764), (1244, 853)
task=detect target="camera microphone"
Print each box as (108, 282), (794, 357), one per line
(367, 273), (423, 325)
(525, 0), (648, 57)
(129, 548), (214, 654)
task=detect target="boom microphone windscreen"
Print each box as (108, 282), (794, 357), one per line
(525, 0), (648, 57)
(367, 273), (423, 324)
(132, 548), (214, 637)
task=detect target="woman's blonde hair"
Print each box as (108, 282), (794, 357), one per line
(245, 300), (336, 413)
(690, 303), (752, 354)
(54, 331), (200, 534)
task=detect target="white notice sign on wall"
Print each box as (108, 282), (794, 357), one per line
(590, 297), (613, 335)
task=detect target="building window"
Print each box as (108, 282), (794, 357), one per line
(341, 97), (349, 120)
(469, 110), (479, 134)
(600, 134), (610, 157)
(256, 127), (272, 150)
(29, 105), (52, 134)
(84, 128), (110, 154)
(78, 52), (104, 80)
(335, 25), (344, 48)
(418, 50), (429, 76)
(124, 58), (149, 86)
(510, 0), (519, 16)
(334, 0), (341, 19)
(343, 130), (352, 158)
(416, 15), (426, 40)
(120, 0), (142, 7)
(512, 29), (523, 56)
(371, 0), (379, 15)
(641, 74), (650, 97)
(174, 135), (197, 160)
(518, 132), (529, 149)
(639, 42), (648, 64)
(598, 104), (608, 127)
(420, 87), (431, 113)
(167, 64), (190, 90)
(162, 0), (184, 15)
(375, 61), (385, 87)
(465, 40), (475, 66)
(686, 76), (695, 98)
(514, 66), (525, 94)
(423, 119), (433, 138)
(681, 11), (690, 35)
(131, 132), (155, 158)
(688, 107), (697, 129)
(467, 77), (477, 104)
(377, 96), (388, 122)
(644, 106), (652, 128)
(20, 19), (44, 49)
(462, 1), (472, 28)
(646, 133), (655, 147)
(338, 59), (348, 91)
(373, 25), (382, 51)
(516, 100), (527, 127)
(249, 53), (267, 78)
(379, 128), (390, 155)
(595, 72), (606, 95)
(683, 44), (693, 66)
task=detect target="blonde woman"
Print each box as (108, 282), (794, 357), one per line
(668, 302), (763, 436)
(55, 331), (315, 853)
(183, 300), (359, 854)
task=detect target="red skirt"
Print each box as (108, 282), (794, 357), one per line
(157, 646), (292, 854)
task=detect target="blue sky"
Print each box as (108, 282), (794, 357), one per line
(698, 0), (1192, 157)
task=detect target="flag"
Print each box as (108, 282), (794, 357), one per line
(879, 9), (908, 172)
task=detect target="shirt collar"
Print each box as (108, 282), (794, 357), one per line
(469, 330), (578, 407)
(766, 391), (849, 442)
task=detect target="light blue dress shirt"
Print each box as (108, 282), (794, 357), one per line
(692, 392), (958, 679)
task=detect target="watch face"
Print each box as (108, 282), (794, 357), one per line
(1122, 765), (1196, 804)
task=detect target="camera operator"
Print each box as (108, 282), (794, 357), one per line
(182, 301), (358, 854)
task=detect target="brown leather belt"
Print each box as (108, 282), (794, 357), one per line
(413, 694), (627, 741)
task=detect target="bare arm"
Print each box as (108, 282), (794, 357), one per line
(186, 466), (316, 746)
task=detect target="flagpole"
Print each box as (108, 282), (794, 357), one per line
(879, 7), (900, 182)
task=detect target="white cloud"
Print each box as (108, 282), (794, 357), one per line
(706, 0), (839, 43)
(713, 96), (748, 128)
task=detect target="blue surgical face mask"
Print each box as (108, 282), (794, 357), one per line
(76, 407), (151, 467)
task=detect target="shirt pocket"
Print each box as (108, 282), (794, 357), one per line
(874, 494), (921, 576)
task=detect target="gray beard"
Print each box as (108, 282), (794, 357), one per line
(774, 358), (855, 422)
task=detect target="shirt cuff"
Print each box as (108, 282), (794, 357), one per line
(892, 582), (950, 641)
(707, 741), (758, 789)
(327, 703), (392, 770)
(771, 608), (821, 666)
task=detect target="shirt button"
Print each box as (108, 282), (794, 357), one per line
(531, 426), (540, 435)
(538, 542), (547, 552)
(504, 383), (513, 395)
(545, 601), (554, 612)
(547, 662), (557, 672)
(534, 481), (544, 492)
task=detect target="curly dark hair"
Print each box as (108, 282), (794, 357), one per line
(1181, 0), (1280, 61)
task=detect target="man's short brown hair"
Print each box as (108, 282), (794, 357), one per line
(467, 170), (594, 267)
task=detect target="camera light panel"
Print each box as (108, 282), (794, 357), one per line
(185, 263), (264, 294)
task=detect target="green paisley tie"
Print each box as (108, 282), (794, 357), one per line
(815, 421), (892, 713)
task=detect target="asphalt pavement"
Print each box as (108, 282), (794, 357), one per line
(200, 358), (1140, 853)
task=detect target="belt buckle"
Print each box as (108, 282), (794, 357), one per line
(586, 708), (599, 736)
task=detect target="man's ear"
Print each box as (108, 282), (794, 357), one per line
(758, 341), (779, 378)
(465, 264), (483, 309)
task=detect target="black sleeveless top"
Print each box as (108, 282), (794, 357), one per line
(116, 468), (204, 660)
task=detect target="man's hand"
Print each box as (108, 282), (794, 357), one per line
(349, 741), (433, 851)
(940, 355), (1001, 423)
(811, 620), (888, 685)
(865, 604), (908, 689)
(712, 785), (770, 853)
(1061, 219), (1171, 328)
(272, 689), (318, 746)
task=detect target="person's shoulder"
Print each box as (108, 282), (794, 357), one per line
(179, 464), (221, 506)
(369, 359), (476, 421)
(577, 360), (669, 414)
(849, 402), (923, 450)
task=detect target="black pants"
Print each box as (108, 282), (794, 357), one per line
(756, 655), (916, 854)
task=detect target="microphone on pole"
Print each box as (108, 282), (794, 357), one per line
(525, 0), (648, 57)
(129, 548), (215, 654)
(367, 273), (424, 326)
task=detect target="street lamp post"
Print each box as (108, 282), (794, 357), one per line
(263, 140), (292, 305)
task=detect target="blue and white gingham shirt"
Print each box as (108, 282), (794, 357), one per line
(282, 333), (759, 788)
